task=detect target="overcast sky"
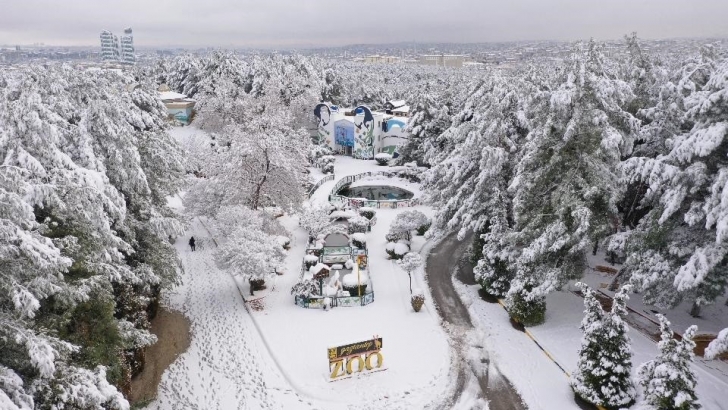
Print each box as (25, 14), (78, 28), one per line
(1, 0), (727, 48)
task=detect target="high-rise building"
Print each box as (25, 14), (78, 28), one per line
(99, 28), (135, 65)
(100, 30), (120, 62)
(120, 28), (135, 65)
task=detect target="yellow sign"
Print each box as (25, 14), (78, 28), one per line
(328, 337), (384, 380)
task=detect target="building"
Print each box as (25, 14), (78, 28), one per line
(119, 28), (135, 65)
(99, 28), (135, 65)
(362, 55), (401, 64)
(158, 85), (196, 124)
(313, 100), (409, 159)
(417, 54), (464, 68)
(99, 30), (119, 62)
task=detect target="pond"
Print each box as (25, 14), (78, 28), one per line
(337, 185), (414, 201)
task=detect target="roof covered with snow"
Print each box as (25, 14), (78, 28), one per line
(159, 91), (188, 101)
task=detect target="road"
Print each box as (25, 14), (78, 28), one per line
(426, 232), (527, 410)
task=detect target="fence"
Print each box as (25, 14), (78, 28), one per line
(328, 171), (420, 209)
(294, 246), (375, 309)
(307, 174), (335, 198)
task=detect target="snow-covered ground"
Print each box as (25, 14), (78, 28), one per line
(155, 127), (456, 409)
(454, 254), (728, 410)
(162, 126), (728, 409)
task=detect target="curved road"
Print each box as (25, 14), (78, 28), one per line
(426, 232), (526, 410)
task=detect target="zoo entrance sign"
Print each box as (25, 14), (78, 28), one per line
(328, 337), (384, 380)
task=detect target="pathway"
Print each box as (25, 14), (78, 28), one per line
(426, 232), (526, 410)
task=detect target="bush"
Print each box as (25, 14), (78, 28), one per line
(374, 153), (392, 166)
(347, 216), (369, 234)
(291, 279), (320, 298)
(320, 155), (335, 175)
(304, 254), (319, 270)
(358, 207), (376, 220)
(507, 289), (546, 326)
(416, 221), (431, 236)
(411, 292), (425, 312)
(249, 278), (267, 292)
(350, 233), (367, 249)
(386, 242), (409, 260)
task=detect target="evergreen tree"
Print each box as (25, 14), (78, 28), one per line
(638, 315), (700, 410)
(571, 284), (636, 409)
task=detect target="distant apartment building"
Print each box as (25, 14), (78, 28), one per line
(99, 28), (135, 65)
(99, 30), (120, 62)
(417, 54), (464, 68)
(120, 28), (135, 65)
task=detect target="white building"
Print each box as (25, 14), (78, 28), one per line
(417, 54), (464, 68)
(99, 30), (119, 62)
(99, 28), (135, 65)
(120, 28), (135, 65)
(313, 100), (409, 159)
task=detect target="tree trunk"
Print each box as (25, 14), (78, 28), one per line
(690, 301), (701, 318)
(408, 272), (412, 294)
(251, 150), (271, 210)
(592, 239), (598, 256)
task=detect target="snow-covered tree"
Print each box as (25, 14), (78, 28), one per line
(571, 284), (636, 408)
(298, 203), (335, 242)
(398, 252), (423, 294)
(638, 314), (700, 410)
(216, 226), (286, 283)
(389, 210), (430, 241)
(620, 54), (728, 315)
(705, 328), (728, 360)
(185, 97), (309, 214)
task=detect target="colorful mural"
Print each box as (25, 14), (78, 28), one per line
(314, 103), (332, 145)
(353, 106), (375, 159)
(334, 120), (355, 147)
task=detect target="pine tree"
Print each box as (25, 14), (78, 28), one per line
(571, 284), (636, 409)
(638, 315), (700, 410)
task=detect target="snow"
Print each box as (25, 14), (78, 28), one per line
(158, 91), (188, 101)
(153, 148), (453, 409)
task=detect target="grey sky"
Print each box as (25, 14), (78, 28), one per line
(1, 0), (726, 48)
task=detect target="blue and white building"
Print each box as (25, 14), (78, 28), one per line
(313, 100), (409, 159)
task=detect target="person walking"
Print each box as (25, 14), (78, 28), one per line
(189, 236), (196, 252)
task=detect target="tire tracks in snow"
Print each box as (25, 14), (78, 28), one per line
(426, 232), (526, 410)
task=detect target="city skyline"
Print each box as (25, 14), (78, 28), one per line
(1, 0), (727, 49)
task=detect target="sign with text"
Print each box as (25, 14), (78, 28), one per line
(328, 337), (384, 380)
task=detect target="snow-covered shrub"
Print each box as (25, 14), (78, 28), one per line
(389, 210), (429, 241)
(571, 284), (636, 408)
(345, 259), (355, 269)
(358, 207), (376, 220)
(291, 279), (320, 298)
(385, 231), (407, 243)
(347, 216), (370, 234)
(375, 152), (392, 166)
(416, 220), (431, 236)
(320, 155), (335, 174)
(276, 236), (291, 250)
(474, 257), (513, 298)
(386, 242), (410, 260)
(304, 254), (319, 270)
(638, 315), (700, 410)
(350, 233), (367, 249)
(342, 272), (368, 296)
(411, 289), (425, 312)
(308, 144), (332, 165)
(705, 328), (728, 360)
(506, 277), (546, 326)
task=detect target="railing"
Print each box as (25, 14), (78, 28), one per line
(328, 171), (421, 209)
(307, 174), (335, 198)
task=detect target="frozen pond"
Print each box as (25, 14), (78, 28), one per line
(337, 185), (414, 200)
